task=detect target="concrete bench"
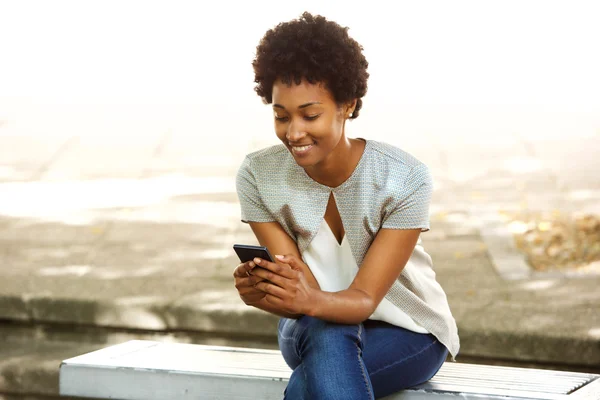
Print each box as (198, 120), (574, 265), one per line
(59, 340), (600, 400)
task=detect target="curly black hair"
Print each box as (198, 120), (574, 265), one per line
(252, 12), (369, 119)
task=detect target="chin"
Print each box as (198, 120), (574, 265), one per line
(291, 156), (314, 168)
(290, 153), (318, 168)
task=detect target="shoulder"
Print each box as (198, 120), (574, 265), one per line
(238, 144), (290, 175)
(366, 140), (430, 182)
(241, 144), (289, 169)
(245, 144), (289, 162)
(368, 140), (425, 169)
(237, 144), (298, 195)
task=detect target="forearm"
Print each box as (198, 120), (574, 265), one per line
(307, 288), (375, 324)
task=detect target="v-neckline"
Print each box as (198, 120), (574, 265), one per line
(322, 219), (346, 247)
(294, 139), (370, 192)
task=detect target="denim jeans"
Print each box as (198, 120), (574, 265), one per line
(278, 316), (448, 400)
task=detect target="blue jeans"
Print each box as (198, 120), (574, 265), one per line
(278, 316), (448, 400)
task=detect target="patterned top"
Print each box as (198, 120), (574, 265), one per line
(236, 139), (460, 359)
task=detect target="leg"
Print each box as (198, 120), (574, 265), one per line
(361, 320), (448, 399)
(278, 316), (375, 400)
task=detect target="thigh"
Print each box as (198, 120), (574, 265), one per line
(362, 320), (448, 398)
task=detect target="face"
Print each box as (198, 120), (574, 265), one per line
(271, 79), (352, 169)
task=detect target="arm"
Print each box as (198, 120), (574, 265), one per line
(252, 228), (421, 324)
(315, 163), (433, 322)
(235, 157), (321, 318)
(247, 221), (321, 318)
(310, 228), (421, 323)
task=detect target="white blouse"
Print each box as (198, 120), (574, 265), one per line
(237, 140), (460, 358)
(302, 219), (429, 334)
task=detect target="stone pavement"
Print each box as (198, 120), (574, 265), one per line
(0, 122), (599, 397)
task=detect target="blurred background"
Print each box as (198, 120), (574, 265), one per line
(0, 0), (599, 398)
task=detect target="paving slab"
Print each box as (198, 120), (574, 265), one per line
(424, 232), (600, 368)
(0, 319), (281, 398)
(0, 339), (76, 396)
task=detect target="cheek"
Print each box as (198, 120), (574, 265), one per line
(275, 124), (286, 140)
(323, 116), (344, 138)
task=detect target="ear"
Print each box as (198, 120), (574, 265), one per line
(345, 99), (358, 118)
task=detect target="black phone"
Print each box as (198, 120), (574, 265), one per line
(233, 244), (275, 264)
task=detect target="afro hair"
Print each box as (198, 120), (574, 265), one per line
(252, 12), (369, 119)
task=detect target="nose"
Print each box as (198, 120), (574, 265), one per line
(285, 119), (306, 142)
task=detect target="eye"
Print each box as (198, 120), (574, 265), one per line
(304, 114), (321, 121)
(275, 116), (289, 122)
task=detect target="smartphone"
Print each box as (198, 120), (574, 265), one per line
(233, 244), (275, 264)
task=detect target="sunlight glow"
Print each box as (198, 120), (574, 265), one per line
(0, 1), (598, 145)
(508, 221), (530, 235)
(520, 280), (558, 291)
(589, 328), (600, 339)
(503, 158), (543, 174)
(0, 176), (234, 213)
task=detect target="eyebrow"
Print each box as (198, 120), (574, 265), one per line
(273, 102), (322, 110)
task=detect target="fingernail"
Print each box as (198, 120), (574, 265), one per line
(275, 255), (284, 260)
(249, 261), (255, 267)
(254, 258), (261, 264)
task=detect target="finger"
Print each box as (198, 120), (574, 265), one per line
(233, 261), (256, 278)
(254, 280), (287, 298)
(240, 293), (265, 305)
(237, 282), (266, 296)
(235, 274), (265, 288)
(275, 254), (302, 270)
(233, 263), (247, 278)
(251, 267), (289, 288)
(253, 257), (294, 279)
(263, 293), (285, 307)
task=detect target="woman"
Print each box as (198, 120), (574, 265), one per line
(233, 12), (459, 400)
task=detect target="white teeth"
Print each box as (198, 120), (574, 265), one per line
(292, 145), (312, 152)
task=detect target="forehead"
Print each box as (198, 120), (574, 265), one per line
(272, 79), (335, 107)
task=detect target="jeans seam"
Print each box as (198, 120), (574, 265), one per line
(356, 324), (374, 400)
(370, 338), (440, 377)
(301, 361), (309, 399)
(279, 318), (303, 362)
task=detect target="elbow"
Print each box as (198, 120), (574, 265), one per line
(355, 289), (377, 321)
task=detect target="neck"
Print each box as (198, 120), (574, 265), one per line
(305, 137), (363, 188)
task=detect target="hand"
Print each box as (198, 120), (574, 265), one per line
(250, 254), (318, 316)
(233, 261), (267, 306)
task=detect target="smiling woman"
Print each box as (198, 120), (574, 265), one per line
(232, 12), (459, 400)
(270, 81), (363, 188)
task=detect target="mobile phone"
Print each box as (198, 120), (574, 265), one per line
(233, 244), (275, 264)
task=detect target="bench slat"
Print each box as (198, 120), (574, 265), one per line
(60, 341), (600, 400)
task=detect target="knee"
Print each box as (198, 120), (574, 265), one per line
(296, 316), (364, 351)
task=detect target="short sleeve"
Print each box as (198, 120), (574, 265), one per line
(381, 163), (432, 231)
(236, 156), (276, 223)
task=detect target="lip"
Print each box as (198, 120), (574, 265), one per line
(290, 143), (314, 156)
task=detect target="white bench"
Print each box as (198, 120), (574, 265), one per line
(59, 340), (600, 400)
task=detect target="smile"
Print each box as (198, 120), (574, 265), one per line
(291, 144), (314, 155)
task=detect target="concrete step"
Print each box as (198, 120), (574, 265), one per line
(0, 320), (278, 398)
(0, 395), (83, 400)
(1, 216), (599, 398)
(2, 320), (599, 399)
(1, 227), (599, 370)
